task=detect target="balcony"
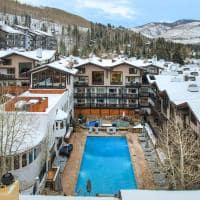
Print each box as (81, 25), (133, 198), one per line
(90, 93), (107, 98)
(107, 93), (122, 98)
(74, 93), (90, 98)
(0, 73), (15, 80)
(74, 103), (90, 108)
(110, 82), (123, 85)
(91, 103), (107, 108)
(74, 81), (89, 86)
(123, 93), (138, 99)
(125, 82), (141, 87)
(139, 92), (149, 97)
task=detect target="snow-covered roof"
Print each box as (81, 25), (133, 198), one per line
(56, 109), (69, 121)
(147, 74), (200, 121)
(14, 25), (29, 30)
(74, 57), (144, 70)
(35, 30), (53, 37)
(0, 49), (56, 62)
(46, 59), (78, 75)
(0, 24), (24, 34)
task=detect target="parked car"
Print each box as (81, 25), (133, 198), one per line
(59, 144), (73, 157)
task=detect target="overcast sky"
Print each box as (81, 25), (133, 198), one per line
(18, 0), (200, 27)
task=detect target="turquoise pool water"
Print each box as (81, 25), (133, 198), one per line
(75, 136), (137, 196)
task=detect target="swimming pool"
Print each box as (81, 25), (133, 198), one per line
(75, 136), (137, 196)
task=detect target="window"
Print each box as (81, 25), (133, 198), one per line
(109, 88), (117, 93)
(126, 76), (138, 83)
(92, 71), (104, 85)
(32, 68), (66, 89)
(60, 121), (64, 129)
(149, 75), (155, 80)
(97, 99), (104, 104)
(14, 155), (20, 170)
(109, 98), (117, 104)
(128, 88), (137, 93)
(56, 122), (59, 130)
(34, 148), (37, 160)
(96, 87), (105, 94)
(129, 68), (138, 74)
(111, 71), (122, 85)
(67, 74), (71, 85)
(19, 62), (32, 77)
(7, 68), (15, 74)
(79, 67), (85, 74)
(177, 71), (183, 75)
(29, 151), (33, 164)
(6, 157), (12, 171)
(22, 154), (27, 167)
(3, 59), (12, 65)
(129, 99), (137, 104)
(191, 72), (199, 76)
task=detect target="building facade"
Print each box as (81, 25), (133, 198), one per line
(1, 58), (77, 192)
(0, 50), (56, 87)
(74, 59), (151, 117)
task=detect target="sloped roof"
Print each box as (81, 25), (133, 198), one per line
(0, 49), (56, 62)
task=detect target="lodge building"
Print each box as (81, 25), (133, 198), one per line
(73, 58), (153, 117)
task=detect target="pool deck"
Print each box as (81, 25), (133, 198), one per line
(61, 128), (155, 196)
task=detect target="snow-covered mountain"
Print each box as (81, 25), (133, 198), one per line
(132, 20), (200, 44)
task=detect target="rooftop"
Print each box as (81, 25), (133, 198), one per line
(69, 55), (169, 70)
(147, 73), (200, 121)
(0, 49), (56, 62)
(0, 24), (24, 34)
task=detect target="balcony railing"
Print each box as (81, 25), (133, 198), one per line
(74, 92), (140, 99)
(125, 82), (141, 87)
(74, 103), (140, 109)
(110, 82), (123, 85)
(139, 92), (149, 97)
(74, 81), (89, 86)
(123, 93), (138, 98)
(0, 73), (15, 80)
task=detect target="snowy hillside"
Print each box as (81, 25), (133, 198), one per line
(133, 20), (200, 44)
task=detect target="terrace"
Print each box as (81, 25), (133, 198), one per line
(5, 96), (48, 112)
